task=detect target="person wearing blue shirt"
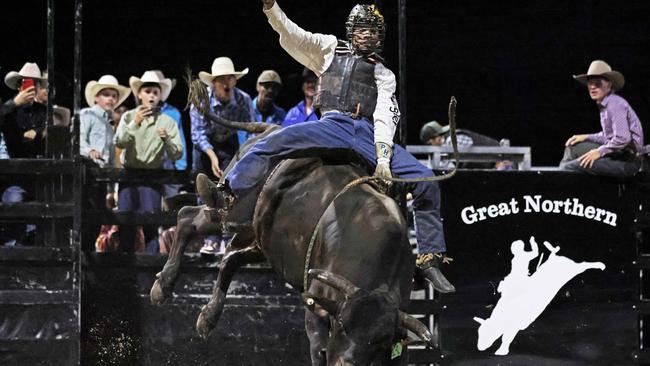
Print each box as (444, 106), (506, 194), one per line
(191, 57), (255, 181)
(152, 71), (189, 198)
(152, 70), (187, 172)
(239, 70), (286, 144)
(282, 67), (318, 128)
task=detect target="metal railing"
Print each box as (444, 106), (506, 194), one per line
(407, 145), (532, 170)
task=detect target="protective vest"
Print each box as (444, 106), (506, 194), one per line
(314, 42), (377, 119)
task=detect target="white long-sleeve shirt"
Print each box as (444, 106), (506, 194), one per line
(264, 2), (400, 147)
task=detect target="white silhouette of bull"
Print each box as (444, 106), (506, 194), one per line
(473, 240), (605, 355)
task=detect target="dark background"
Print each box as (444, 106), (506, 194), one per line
(2, 0), (649, 166)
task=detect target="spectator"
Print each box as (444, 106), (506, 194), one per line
(191, 57), (255, 181)
(239, 70), (286, 143)
(192, 57), (255, 255)
(0, 62), (48, 159)
(420, 120), (505, 169)
(111, 104), (130, 168)
(151, 70), (189, 190)
(282, 67), (319, 127)
(81, 75), (131, 167)
(0, 63), (48, 245)
(114, 71), (183, 253)
(560, 60), (644, 177)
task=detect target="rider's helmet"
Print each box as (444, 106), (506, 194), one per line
(345, 4), (386, 56)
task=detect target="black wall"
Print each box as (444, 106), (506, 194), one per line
(3, 0), (650, 166)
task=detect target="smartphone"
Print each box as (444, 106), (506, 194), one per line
(20, 78), (35, 91)
(150, 106), (161, 115)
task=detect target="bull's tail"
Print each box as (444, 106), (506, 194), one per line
(184, 66), (276, 134)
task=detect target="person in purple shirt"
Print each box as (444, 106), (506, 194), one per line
(560, 60), (644, 177)
(282, 67), (319, 127)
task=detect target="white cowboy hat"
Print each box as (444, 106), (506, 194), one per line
(150, 70), (176, 101)
(129, 70), (173, 100)
(198, 57), (249, 86)
(4, 62), (46, 90)
(573, 60), (625, 92)
(84, 75), (131, 108)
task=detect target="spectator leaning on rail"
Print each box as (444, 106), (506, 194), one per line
(282, 67), (319, 128)
(239, 69), (286, 144)
(420, 120), (510, 169)
(80, 75), (131, 167)
(560, 60), (644, 177)
(191, 57), (255, 181)
(114, 71), (183, 253)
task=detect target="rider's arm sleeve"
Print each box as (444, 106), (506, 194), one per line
(373, 63), (400, 147)
(264, 2), (338, 76)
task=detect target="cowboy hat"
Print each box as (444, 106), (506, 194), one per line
(420, 121), (450, 143)
(4, 62), (46, 90)
(257, 70), (282, 85)
(573, 60), (625, 92)
(150, 70), (176, 101)
(129, 71), (173, 101)
(53, 105), (71, 127)
(84, 75), (131, 108)
(198, 57), (249, 86)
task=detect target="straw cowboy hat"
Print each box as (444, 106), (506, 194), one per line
(199, 57), (249, 86)
(84, 75), (131, 108)
(573, 60), (625, 92)
(150, 70), (176, 101)
(129, 70), (173, 100)
(4, 62), (46, 90)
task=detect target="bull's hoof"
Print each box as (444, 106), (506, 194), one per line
(196, 307), (216, 339)
(150, 279), (170, 305)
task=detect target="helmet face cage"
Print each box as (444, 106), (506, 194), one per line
(346, 4), (386, 55)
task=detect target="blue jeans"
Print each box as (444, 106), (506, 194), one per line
(226, 113), (446, 253)
(559, 141), (641, 177)
(117, 183), (162, 253)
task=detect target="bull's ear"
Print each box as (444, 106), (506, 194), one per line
(473, 317), (485, 325)
(302, 292), (338, 316)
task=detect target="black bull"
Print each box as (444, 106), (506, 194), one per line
(150, 115), (434, 365)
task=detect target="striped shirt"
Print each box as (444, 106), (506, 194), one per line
(587, 93), (644, 156)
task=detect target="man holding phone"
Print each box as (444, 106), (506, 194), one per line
(0, 62), (48, 158)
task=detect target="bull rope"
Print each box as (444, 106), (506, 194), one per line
(302, 97), (459, 289)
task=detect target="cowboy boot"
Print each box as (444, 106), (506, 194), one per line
(196, 173), (233, 209)
(196, 173), (255, 233)
(416, 253), (456, 293)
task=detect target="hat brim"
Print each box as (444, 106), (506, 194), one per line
(573, 70), (625, 92)
(53, 106), (71, 127)
(198, 68), (249, 86)
(84, 81), (132, 108)
(4, 71), (46, 90)
(128, 77), (173, 103)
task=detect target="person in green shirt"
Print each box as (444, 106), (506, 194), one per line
(114, 71), (183, 253)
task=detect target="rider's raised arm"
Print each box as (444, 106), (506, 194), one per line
(263, 1), (338, 76)
(373, 63), (400, 148)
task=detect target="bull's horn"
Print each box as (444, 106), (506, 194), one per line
(308, 269), (360, 297)
(399, 311), (435, 347)
(205, 109), (276, 133)
(473, 317), (485, 325)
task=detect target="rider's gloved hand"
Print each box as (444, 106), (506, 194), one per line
(374, 142), (393, 185)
